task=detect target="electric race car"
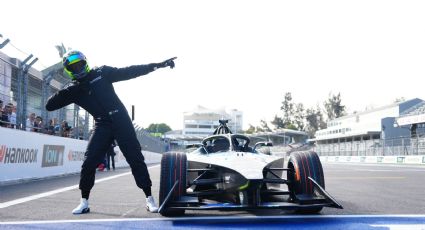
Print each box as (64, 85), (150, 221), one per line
(158, 120), (342, 216)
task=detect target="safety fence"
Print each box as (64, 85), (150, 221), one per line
(319, 155), (425, 165)
(313, 136), (425, 156)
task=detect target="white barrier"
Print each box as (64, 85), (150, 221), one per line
(320, 155), (425, 165)
(0, 127), (162, 185)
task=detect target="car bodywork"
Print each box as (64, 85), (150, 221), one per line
(158, 120), (342, 215)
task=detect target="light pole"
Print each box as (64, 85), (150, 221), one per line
(16, 54), (38, 129)
(0, 34), (10, 49)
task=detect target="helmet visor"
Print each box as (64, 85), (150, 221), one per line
(64, 52), (85, 65)
(66, 60), (86, 74)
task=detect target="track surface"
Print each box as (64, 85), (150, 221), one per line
(1, 162), (425, 228)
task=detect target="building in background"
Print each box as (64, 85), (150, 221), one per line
(183, 105), (243, 136)
(314, 98), (425, 156)
(163, 106), (243, 149)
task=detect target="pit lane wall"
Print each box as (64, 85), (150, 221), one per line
(0, 127), (162, 185)
(319, 155), (425, 165)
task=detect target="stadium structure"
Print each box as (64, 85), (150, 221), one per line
(313, 98), (425, 156)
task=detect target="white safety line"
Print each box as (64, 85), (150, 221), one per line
(121, 207), (139, 217)
(0, 165), (159, 209)
(1, 214), (425, 225)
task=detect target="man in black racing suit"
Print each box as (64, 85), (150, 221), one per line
(46, 50), (176, 214)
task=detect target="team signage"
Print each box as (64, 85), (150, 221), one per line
(68, 150), (85, 162)
(0, 145), (38, 164)
(42, 145), (65, 167)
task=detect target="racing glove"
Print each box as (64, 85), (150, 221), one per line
(157, 57), (177, 69)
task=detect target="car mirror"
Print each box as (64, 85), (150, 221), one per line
(185, 143), (203, 149)
(253, 142), (273, 151)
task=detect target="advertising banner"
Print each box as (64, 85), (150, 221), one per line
(0, 127), (161, 184)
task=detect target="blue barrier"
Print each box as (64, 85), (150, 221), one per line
(1, 215), (425, 230)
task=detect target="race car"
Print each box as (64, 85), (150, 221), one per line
(158, 120), (343, 216)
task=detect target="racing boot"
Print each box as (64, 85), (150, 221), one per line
(72, 198), (90, 214)
(146, 196), (158, 213)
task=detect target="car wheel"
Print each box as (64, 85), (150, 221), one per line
(287, 151), (324, 214)
(159, 152), (187, 216)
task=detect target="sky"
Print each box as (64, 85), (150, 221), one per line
(1, 0), (425, 130)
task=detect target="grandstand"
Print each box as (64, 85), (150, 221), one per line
(396, 101), (425, 126)
(0, 49), (167, 153)
(313, 98), (425, 156)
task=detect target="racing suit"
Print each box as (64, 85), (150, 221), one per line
(46, 64), (160, 194)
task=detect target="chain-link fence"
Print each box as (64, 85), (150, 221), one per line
(1, 51), (168, 153)
(313, 136), (425, 156)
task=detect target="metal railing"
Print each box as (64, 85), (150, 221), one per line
(313, 136), (425, 156)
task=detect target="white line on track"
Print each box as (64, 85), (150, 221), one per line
(0, 165), (160, 209)
(1, 215), (425, 225)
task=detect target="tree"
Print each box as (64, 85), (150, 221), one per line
(274, 92), (306, 131)
(260, 120), (272, 132)
(324, 92), (346, 120)
(305, 105), (326, 137)
(255, 126), (265, 132)
(271, 115), (284, 129)
(280, 92), (295, 126)
(285, 123), (298, 130)
(245, 124), (256, 134)
(146, 123), (172, 134)
(293, 103), (305, 130)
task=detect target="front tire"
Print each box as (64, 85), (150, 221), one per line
(287, 151), (324, 213)
(159, 152), (187, 216)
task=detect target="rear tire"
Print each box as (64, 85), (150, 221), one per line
(287, 151), (324, 214)
(159, 152), (187, 216)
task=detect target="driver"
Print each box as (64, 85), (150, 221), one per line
(211, 138), (230, 152)
(46, 50), (176, 214)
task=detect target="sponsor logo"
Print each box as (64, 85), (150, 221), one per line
(68, 150), (85, 161)
(0, 145), (38, 164)
(42, 145), (65, 167)
(377, 157), (383, 163)
(360, 156), (366, 162)
(90, 76), (102, 84)
(397, 157), (405, 164)
(404, 157), (421, 164)
(423, 156), (425, 164)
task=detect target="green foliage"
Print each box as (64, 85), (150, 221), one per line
(244, 124), (256, 134)
(285, 123), (298, 130)
(275, 92), (304, 130)
(324, 92), (346, 120)
(280, 92), (294, 125)
(305, 105), (327, 137)
(252, 91), (346, 137)
(146, 123), (172, 134)
(271, 115), (284, 129)
(260, 120), (272, 132)
(294, 103), (305, 130)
